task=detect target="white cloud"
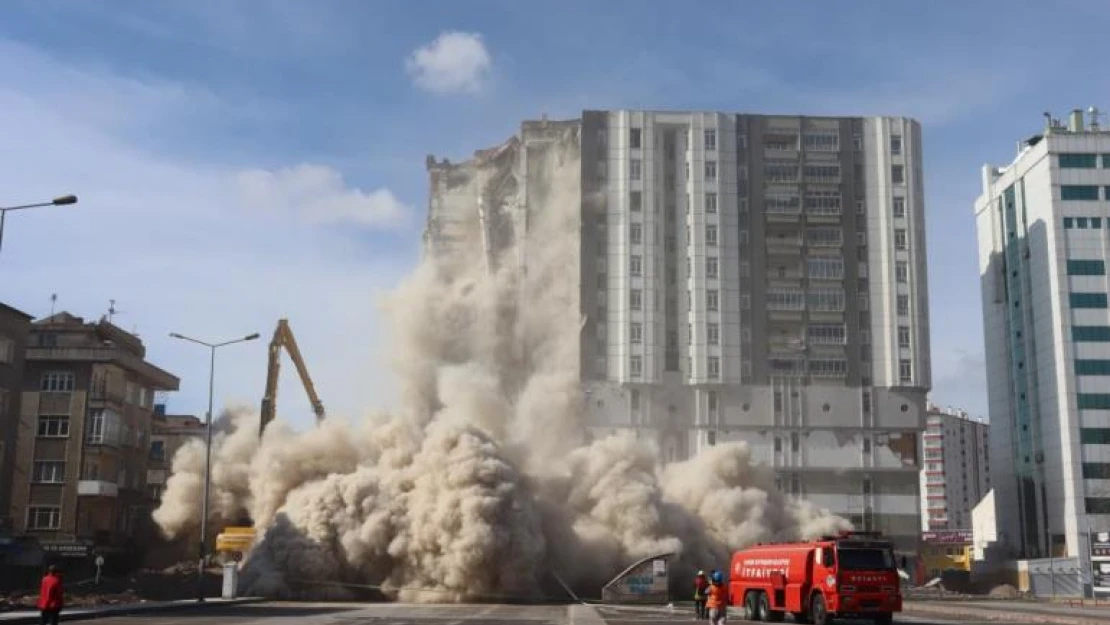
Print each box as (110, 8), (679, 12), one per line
(235, 164), (408, 227)
(0, 40), (409, 430)
(406, 31), (491, 94)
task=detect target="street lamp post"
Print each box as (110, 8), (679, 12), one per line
(0, 194), (78, 255)
(169, 331), (260, 602)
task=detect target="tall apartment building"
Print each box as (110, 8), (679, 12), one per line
(0, 302), (33, 534)
(9, 312), (179, 558)
(919, 404), (991, 531)
(977, 108), (1110, 565)
(146, 411), (203, 503)
(426, 110), (931, 553)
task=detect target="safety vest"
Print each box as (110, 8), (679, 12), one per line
(706, 583), (725, 609)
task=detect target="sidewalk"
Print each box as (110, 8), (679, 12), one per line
(0, 597), (263, 624)
(905, 599), (1110, 625)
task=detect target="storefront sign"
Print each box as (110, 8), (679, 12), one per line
(40, 542), (91, 558)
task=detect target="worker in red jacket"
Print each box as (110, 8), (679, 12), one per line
(36, 565), (64, 625)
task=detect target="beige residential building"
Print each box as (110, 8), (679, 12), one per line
(10, 312), (178, 559)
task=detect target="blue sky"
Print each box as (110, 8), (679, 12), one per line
(1, 0), (1106, 427)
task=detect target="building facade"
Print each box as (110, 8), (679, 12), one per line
(976, 108), (1110, 566)
(146, 411), (203, 503)
(0, 303), (33, 534)
(9, 312), (179, 559)
(919, 404), (991, 531)
(427, 110), (931, 553)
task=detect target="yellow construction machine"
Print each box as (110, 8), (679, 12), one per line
(215, 318), (325, 562)
(259, 318), (325, 436)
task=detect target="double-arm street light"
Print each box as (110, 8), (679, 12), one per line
(0, 194), (78, 255)
(169, 331), (260, 601)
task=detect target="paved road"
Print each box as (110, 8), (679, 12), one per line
(44, 602), (1043, 625)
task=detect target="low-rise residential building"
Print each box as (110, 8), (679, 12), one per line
(920, 404), (991, 530)
(0, 302), (33, 534)
(9, 312), (179, 561)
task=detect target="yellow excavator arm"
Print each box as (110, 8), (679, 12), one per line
(259, 318), (325, 436)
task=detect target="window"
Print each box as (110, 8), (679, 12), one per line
(1074, 326), (1110, 341)
(627, 322), (643, 345)
(630, 127), (641, 149)
(1065, 217), (1075, 229)
(893, 197), (906, 218)
(768, 288), (806, 311)
(856, 199), (865, 214)
(1080, 394), (1110, 409)
(630, 223), (643, 245)
(41, 372), (74, 392)
(894, 229), (908, 250)
(705, 323), (720, 346)
(0, 337), (12, 363)
(1077, 360), (1110, 376)
(898, 325), (911, 348)
(808, 287), (846, 312)
(891, 165), (905, 184)
(1068, 260), (1106, 276)
(890, 135), (902, 155)
(807, 227), (842, 247)
(804, 163), (840, 183)
(1059, 153), (1097, 168)
(630, 191), (642, 212)
(705, 161), (717, 181)
(1062, 185), (1100, 200)
(766, 161), (798, 183)
(630, 355), (643, 378)
(630, 289), (642, 311)
(630, 255), (642, 277)
(896, 262), (908, 283)
(87, 410), (105, 444)
(37, 416), (70, 438)
(705, 192), (718, 214)
(706, 225), (718, 246)
(853, 134), (863, 151)
(708, 357), (720, 379)
(1071, 292), (1109, 309)
(804, 189), (841, 215)
(899, 359), (912, 383)
(629, 159), (642, 181)
(803, 132), (839, 152)
(32, 461), (65, 483)
(150, 440), (166, 461)
(807, 257), (844, 280)
(897, 295), (910, 316)
(1079, 217), (1091, 229)
(27, 507), (61, 530)
(1096, 218), (1104, 229)
(808, 324), (846, 345)
(707, 290), (719, 312)
(704, 129), (716, 151)
(765, 189), (801, 214)
(706, 257), (719, 279)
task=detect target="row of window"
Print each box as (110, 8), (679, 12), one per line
(1071, 292), (1109, 309)
(1061, 185), (1110, 201)
(628, 127), (903, 156)
(622, 289), (913, 317)
(1058, 153), (1110, 169)
(1068, 259), (1106, 275)
(1063, 216), (1104, 229)
(627, 189), (905, 219)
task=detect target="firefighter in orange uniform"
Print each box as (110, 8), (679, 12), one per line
(705, 570), (726, 625)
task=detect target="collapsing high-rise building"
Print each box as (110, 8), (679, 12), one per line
(425, 110), (931, 554)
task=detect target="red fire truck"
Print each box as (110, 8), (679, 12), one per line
(728, 531), (901, 625)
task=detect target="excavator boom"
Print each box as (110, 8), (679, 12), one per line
(259, 318), (325, 437)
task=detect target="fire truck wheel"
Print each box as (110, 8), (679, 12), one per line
(809, 593), (829, 625)
(757, 594), (783, 622)
(742, 592), (759, 621)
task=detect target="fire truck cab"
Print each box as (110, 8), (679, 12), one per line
(728, 531), (901, 625)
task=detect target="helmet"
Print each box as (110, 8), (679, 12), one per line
(697, 570), (705, 576)
(711, 570), (723, 584)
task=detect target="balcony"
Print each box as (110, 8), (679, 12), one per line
(77, 480), (118, 498)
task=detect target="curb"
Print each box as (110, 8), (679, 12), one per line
(0, 598), (266, 624)
(904, 602), (1110, 625)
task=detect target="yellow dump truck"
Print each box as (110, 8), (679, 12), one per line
(215, 526), (256, 562)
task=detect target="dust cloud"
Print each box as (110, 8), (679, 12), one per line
(152, 126), (849, 601)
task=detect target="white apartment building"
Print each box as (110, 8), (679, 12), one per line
(426, 110), (931, 554)
(919, 404), (991, 531)
(976, 108), (1110, 569)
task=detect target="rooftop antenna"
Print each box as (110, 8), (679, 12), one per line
(107, 299), (121, 324)
(49, 293), (57, 317)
